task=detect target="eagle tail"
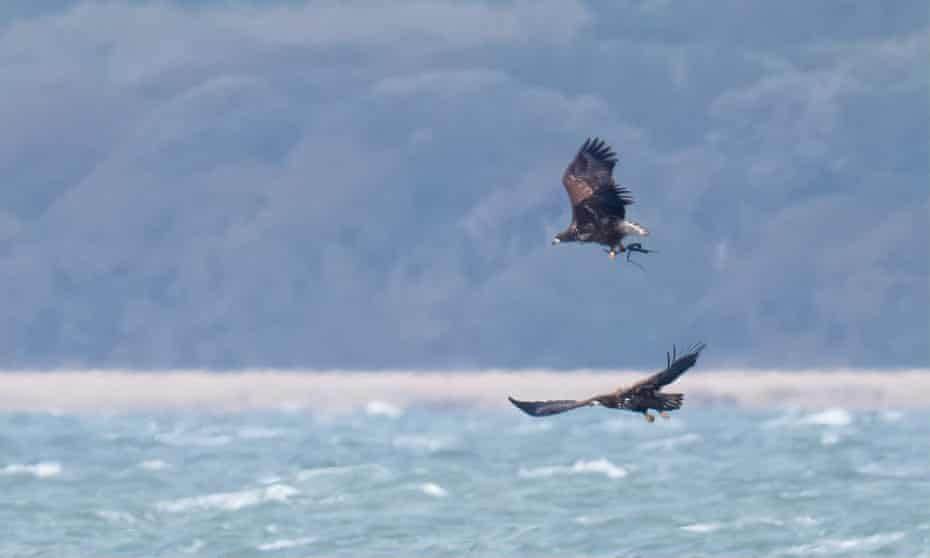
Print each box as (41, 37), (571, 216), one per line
(620, 220), (649, 236)
(658, 393), (684, 411)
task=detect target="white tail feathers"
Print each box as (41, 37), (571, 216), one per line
(620, 221), (649, 236)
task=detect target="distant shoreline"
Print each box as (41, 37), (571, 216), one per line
(1, 369), (928, 412)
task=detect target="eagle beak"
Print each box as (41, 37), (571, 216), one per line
(551, 238), (560, 245)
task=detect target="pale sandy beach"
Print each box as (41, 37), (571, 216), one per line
(1, 369), (928, 412)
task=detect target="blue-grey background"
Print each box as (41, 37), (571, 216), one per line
(0, 1), (927, 370)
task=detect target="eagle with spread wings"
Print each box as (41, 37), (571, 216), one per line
(552, 137), (652, 260)
(508, 344), (706, 422)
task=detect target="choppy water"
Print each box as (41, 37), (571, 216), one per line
(1, 404), (928, 557)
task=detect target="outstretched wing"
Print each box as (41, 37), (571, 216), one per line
(561, 137), (634, 223)
(508, 396), (593, 417)
(630, 343), (707, 391)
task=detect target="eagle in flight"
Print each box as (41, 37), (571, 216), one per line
(552, 137), (651, 260)
(508, 344), (706, 422)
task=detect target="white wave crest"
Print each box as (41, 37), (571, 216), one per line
(783, 531), (905, 555)
(1, 462), (62, 478)
(366, 400), (404, 418)
(856, 462), (923, 479)
(800, 408), (852, 426)
(519, 458), (627, 480)
(238, 427), (286, 440)
(681, 522), (723, 533)
(155, 484), (298, 513)
(139, 459), (170, 471)
(257, 537), (316, 551)
(763, 407), (853, 430)
(420, 482), (447, 497)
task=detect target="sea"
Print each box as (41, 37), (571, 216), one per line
(1, 397), (928, 557)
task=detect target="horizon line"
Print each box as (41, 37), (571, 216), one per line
(1, 369), (928, 413)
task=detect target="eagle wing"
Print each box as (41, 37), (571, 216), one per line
(628, 343), (706, 392)
(508, 396), (594, 417)
(561, 137), (634, 224)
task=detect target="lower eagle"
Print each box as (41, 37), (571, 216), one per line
(508, 343), (706, 422)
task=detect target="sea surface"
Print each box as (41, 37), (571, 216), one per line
(2, 404), (928, 557)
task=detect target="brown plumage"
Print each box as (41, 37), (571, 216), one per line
(552, 137), (651, 260)
(508, 344), (706, 422)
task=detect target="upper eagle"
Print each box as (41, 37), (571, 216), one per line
(508, 344), (706, 422)
(552, 137), (650, 260)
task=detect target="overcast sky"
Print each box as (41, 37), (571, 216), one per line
(0, 1), (927, 370)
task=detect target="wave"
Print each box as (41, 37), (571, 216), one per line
(237, 427), (288, 440)
(681, 522), (722, 533)
(856, 462), (925, 479)
(419, 482), (447, 497)
(800, 408), (852, 426)
(365, 400), (404, 418)
(154, 483), (298, 513)
(257, 537), (316, 552)
(780, 531), (906, 556)
(138, 459), (170, 471)
(681, 516), (813, 535)
(519, 458), (627, 480)
(763, 408), (854, 430)
(1, 462), (62, 478)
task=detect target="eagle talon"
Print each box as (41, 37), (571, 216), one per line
(644, 413), (655, 423)
(626, 243), (652, 254)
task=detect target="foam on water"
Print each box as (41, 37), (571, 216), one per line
(855, 462), (924, 479)
(138, 459), (170, 471)
(800, 408), (853, 427)
(519, 458), (628, 480)
(392, 434), (452, 452)
(681, 522), (723, 533)
(2, 404), (928, 556)
(237, 427), (287, 440)
(155, 484), (299, 513)
(1, 462), (62, 478)
(420, 482), (447, 497)
(256, 537), (317, 551)
(365, 400), (404, 418)
(782, 531), (906, 555)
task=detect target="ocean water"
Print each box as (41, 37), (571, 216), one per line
(1, 404), (928, 557)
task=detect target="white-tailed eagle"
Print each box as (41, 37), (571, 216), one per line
(552, 137), (652, 261)
(509, 344), (706, 422)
